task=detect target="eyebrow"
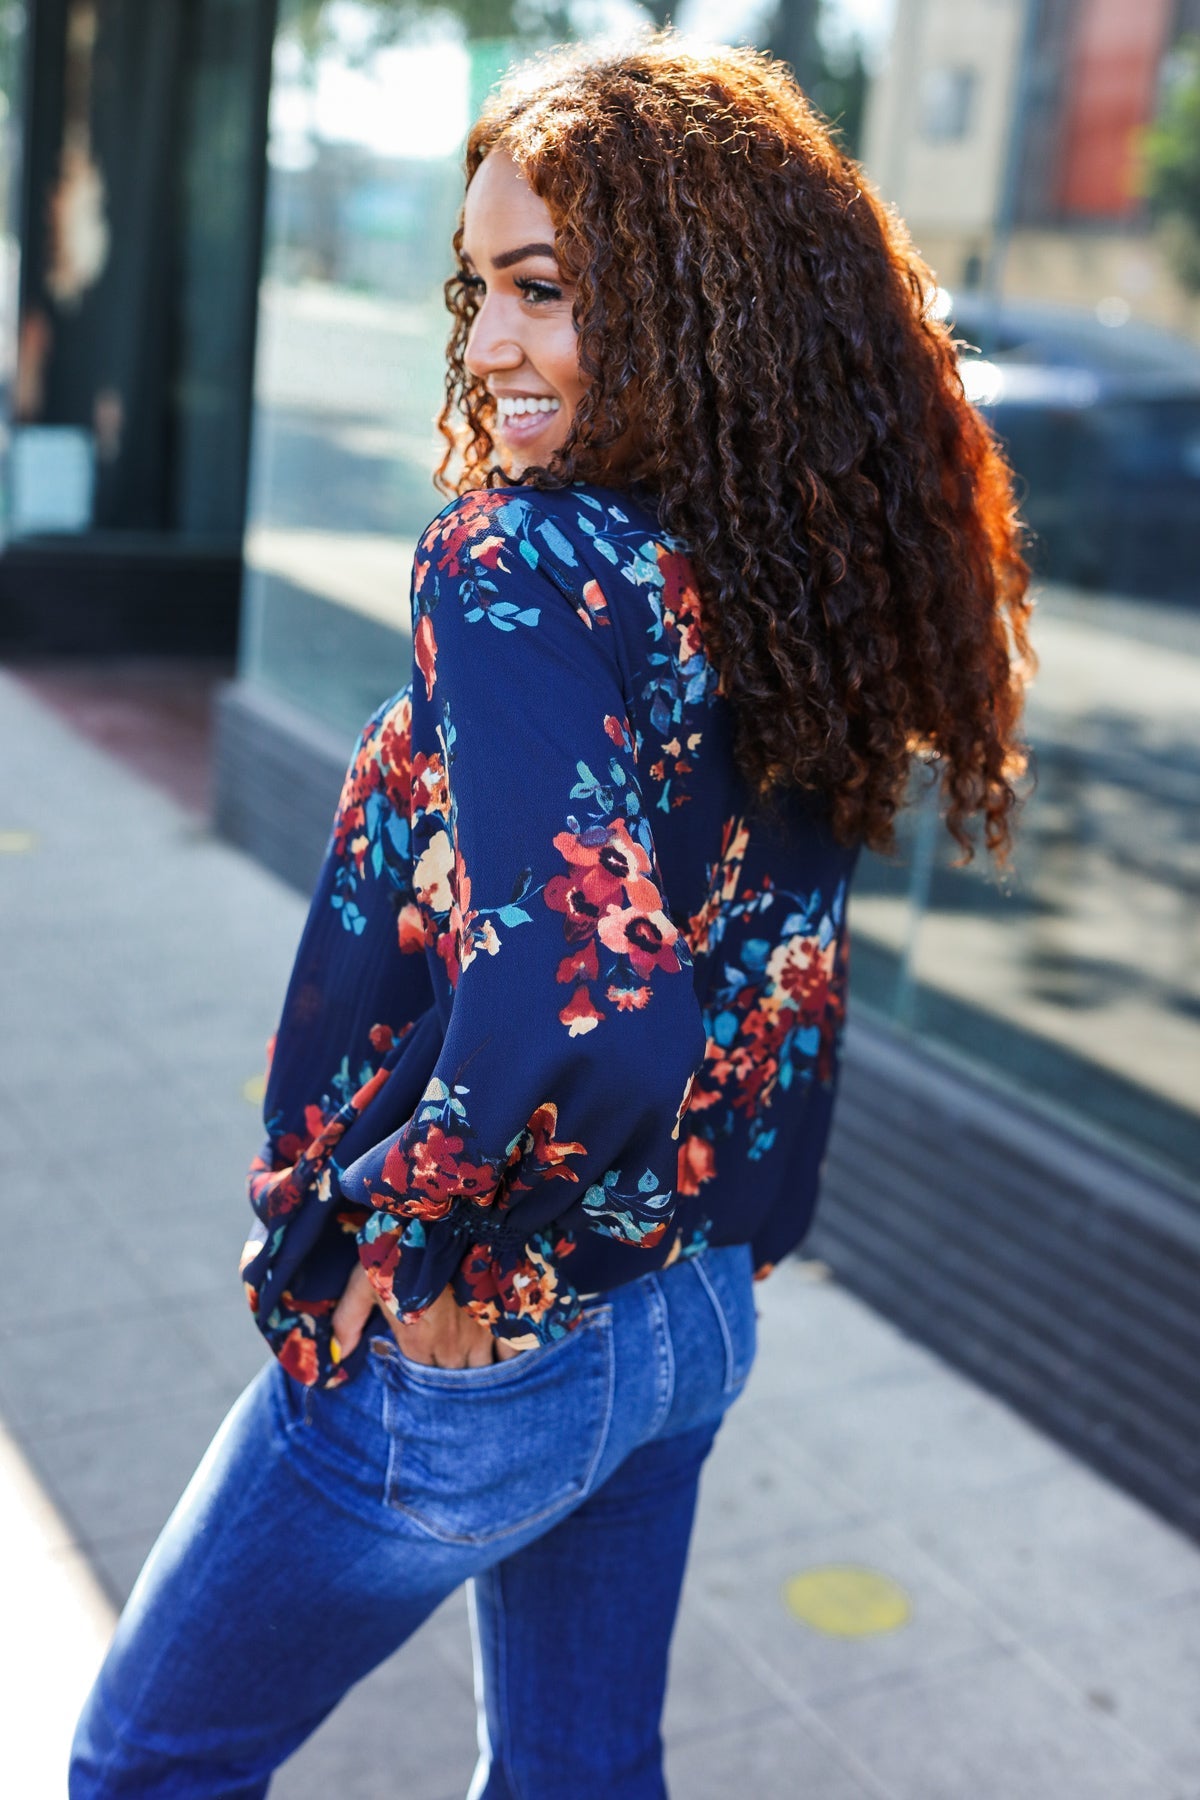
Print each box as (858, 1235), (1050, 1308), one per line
(485, 241), (560, 272)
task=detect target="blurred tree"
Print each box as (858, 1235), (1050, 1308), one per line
(284, 0), (869, 153)
(292, 0), (573, 55)
(1143, 37), (1200, 293)
(766, 0), (868, 156)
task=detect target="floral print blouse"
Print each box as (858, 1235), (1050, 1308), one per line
(240, 482), (859, 1388)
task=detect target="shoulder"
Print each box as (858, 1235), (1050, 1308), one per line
(414, 484), (668, 589)
(415, 486), (577, 581)
(411, 486), (630, 648)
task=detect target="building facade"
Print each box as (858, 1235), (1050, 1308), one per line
(864, 0), (1200, 323)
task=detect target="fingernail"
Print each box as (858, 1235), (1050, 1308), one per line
(330, 1334), (343, 1364)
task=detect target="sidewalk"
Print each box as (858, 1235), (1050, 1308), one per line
(1, 666), (1197, 1799)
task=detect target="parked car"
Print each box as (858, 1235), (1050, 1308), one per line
(942, 293), (1200, 604)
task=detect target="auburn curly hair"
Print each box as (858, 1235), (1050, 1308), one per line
(436, 31), (1033, 864)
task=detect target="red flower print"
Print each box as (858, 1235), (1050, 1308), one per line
(524, 1101), (588, 1176)
(556, 939), (600, 985)
(397, 902), (426, 954)
(350, 1065), (390, 1114)
(607, 982), (652, 1010)
(500, 1101), (587, 1194)
(552, 819), (657, 905)
(656, 545), (708, 667)
(603, 712), (633, 753)
(378, 695), (413, 812)
(544, 867), (609, 943)
(379, 1124), (498, 1220)
(578, 577), (610, 628)
(412, 750), (449, 821)
(426, 490), (509, 576)
(597, 901), (682, 980)
(359, 1227), (401, 1310)
(278, 1327), (318, 1386)
(414, 613), (437, 700)
(456, 1244), (503, 1326)
(558, 984), (606, 1036)
(677, 1133), (716, 1195)
(471, 533), (507, 571)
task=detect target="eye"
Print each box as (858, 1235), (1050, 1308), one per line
(452, 269), (485, 298)
(515, 278), (563, 305)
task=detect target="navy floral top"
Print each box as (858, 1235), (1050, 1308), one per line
(240, 483), (858, 1388)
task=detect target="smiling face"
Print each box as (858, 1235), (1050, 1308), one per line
(459, 150), (587, 476)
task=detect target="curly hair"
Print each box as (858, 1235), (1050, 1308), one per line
(435, 31), (1033, 864)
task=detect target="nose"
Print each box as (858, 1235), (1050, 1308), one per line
(464, 293), (524, 382)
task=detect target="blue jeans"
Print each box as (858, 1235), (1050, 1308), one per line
(70, 1242), (758, 1799)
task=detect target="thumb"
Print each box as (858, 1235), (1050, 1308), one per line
(331, 1262), (378, 1362)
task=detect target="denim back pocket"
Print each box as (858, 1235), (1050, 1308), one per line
(376, 1306), (616, 1546)
(276, 1356), (397, 1514)
(692, 1243), (758, 1396)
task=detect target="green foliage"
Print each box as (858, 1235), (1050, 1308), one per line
(282, 0), (869, 155)
(290, 0), (572, 55)
(1143, 37), (1200, 293)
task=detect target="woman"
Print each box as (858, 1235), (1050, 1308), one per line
(71, 31), (1030, 1799)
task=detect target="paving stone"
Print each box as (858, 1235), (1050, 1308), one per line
(904, 1461), (1200, 1642)
(101, 1202), (253, 1299)
(0, 1299), (229, 1439)
(1018, 1589), (1200, 1780)
(663, 1588), (786, 1740)
(21, 1389), (236, 1553)
(665, 1708), (888, 1800)
(0, 1189), (148, 1331)
(689, 1516), (1009, 1704)
(689, 1400), (867, 1560)
(809, 1643), (1184, 1800)
(750, 1360), (1064, 1520)
(739, 1267), (944, 1411)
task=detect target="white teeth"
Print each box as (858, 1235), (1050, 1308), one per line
(496, 396), (560, 418)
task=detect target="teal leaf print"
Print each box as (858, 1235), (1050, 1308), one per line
(536, 519), (578, 564)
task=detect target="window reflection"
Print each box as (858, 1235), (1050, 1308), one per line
(242, 1), (524, 735)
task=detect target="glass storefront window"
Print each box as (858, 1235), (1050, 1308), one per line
(240, 3), (514, 738)
(0, 0), (26, 546)
(8, 0), (273, 549)
(851, 582), (1200, 1194)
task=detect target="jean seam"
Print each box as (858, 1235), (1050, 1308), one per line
(493, 1564), (529, 1800)
(646, 1275), (675, 1437)
(579, 1313), (618, 1495)
(693, 1257), (737, 1394)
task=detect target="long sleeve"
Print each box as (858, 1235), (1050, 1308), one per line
(240, 687), (443, 1387)
(339, 491), (709, 1350)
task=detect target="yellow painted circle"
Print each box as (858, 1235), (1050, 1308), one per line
(242, 1074), (267, 1105)
(783, 1564), (912, 1637)
(0, 830), (37, 854)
